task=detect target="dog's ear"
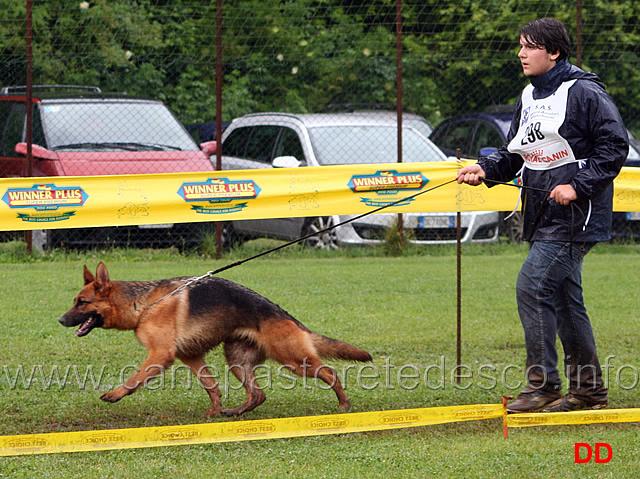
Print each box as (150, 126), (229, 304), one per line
(94, 262), (111, 294)
(83, 265), (95, 285)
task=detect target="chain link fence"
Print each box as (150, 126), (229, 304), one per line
(1, 1), (639, 250)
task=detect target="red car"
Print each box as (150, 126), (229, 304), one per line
(0, 85), (217, 248)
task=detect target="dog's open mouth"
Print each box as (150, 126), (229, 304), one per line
(76, 316), (102, 337)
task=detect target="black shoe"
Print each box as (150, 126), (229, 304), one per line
(542, 393), (608, 412)
(507, 389), (562, 413)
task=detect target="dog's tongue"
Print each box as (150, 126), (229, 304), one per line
(76, 317), (97, 337)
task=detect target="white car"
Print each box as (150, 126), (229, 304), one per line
(217, 111), (499, 248)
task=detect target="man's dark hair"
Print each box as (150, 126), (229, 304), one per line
(519, 18), (571, 61)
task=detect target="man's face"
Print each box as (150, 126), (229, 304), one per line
(518, 35), (560, 77)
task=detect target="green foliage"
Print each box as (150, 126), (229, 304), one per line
(0, 1), (638, 130)
(382, 216), (416, 256)
(0, 239), (34, 262)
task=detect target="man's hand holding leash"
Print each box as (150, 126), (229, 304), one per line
(549, 184), (577, 205)
(456, 163), (577, 205)
(456, 164), (486, 187)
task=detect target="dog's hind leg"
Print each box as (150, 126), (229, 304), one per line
(178, 355), (223, 417)
(282, 355), (352, 412)
(222, 339), (267, 416)
(260, 319), (353, 411)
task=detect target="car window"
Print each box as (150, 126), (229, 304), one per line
(223, 126), (252, 157)
(32, 105), (47, 146)
(245, 125), (280, 164)
(434, 120), (475, 157)
(0, 102), (25, 157)
(470, 121), (504, 157)
(40, 101), (198, 151)
(308, 125), (446, 165)
(274, 127), (305, 162)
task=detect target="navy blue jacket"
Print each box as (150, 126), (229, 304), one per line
(479, 58), (629, 242)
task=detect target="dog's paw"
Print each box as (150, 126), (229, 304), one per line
(221, 408), (244, 417)
(100, 389), (124, 403)
(205, 408), (221, 418)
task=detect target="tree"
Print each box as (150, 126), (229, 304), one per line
(1, 0), (638, 132)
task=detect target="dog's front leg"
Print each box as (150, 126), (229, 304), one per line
(101, 351), (175, 403)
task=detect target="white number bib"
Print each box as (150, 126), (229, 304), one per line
(508, 79), (579, 170)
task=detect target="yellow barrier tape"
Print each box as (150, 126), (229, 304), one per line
(507, 408), (640, 428)
(3, 403), (640, 455)
(0, 404), (502, 457)
(2, 161), (640, 231)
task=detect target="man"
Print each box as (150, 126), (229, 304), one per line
(457, 18), (628, 413)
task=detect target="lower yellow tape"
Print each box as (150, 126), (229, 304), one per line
(0, 404), (501, 457)
(506, 408), (640, 428)
(4, 404), (640, 456)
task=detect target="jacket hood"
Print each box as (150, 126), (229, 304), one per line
(530, 58), (605, 99)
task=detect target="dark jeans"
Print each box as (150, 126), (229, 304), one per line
(515, 241), (607, 400)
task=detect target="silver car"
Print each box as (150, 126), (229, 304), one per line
(218, 112), (499, 248)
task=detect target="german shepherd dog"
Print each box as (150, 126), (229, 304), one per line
(59, 262), (372, 417)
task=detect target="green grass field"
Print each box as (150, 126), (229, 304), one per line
(1, 241), (640, 477)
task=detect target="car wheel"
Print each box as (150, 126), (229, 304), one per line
(301, 216), (339, 250)
(503, 211), (524, 242)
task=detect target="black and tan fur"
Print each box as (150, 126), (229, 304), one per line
(59, 262), (372, 416)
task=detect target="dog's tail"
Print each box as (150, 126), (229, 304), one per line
(311, 333), (372, 362)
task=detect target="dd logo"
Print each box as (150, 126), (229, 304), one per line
(574, 443), (612, 464)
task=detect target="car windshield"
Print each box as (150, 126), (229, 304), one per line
(40, 101), (199, 151)
(404, 118), (433, 138)
(307, 125), (447, 165)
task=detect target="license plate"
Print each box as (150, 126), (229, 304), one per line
(626, 212), (640, 221)
(417, 216), (455, 228)
(138, 223), (174, 229)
